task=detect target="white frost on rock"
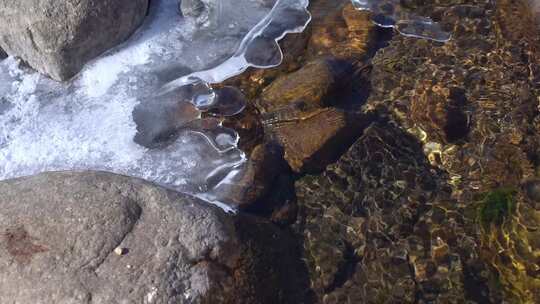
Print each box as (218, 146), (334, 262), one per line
(0, 0), (310, 210)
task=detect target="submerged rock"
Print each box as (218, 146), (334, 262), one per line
(307, 2), (375, 59)
(257, 57), (372, 173)
(258, 58), (351, 112)
(0, 171), (309, 303)
(524, 179), (540, 203)
(215, 143), (288, 209)
(0, 0), (149, 80)
(294, 122), (480, 303)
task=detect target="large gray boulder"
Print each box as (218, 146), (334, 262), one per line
(0, 171), (308, 303)
(0, 0), (149, 81)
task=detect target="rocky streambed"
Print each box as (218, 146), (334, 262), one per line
(1, 0), (540, 303)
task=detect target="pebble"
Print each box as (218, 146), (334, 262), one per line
(114, 247), (127, 256)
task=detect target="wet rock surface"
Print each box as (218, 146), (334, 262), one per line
(0, 0), (149, 81)
(0, 171), (308, 304)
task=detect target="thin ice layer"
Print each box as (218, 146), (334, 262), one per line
(351, 0), (451, 42)
(0, 0), (310, 209)
(162, 0), (311, 90)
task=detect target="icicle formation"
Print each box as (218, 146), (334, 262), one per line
(0, 0), (310, 210)
(351, 0), (451, 42)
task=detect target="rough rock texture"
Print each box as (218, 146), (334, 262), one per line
(0, 171), (309, 303)
(0, 0), (149, 81)
(0, 48), (6, 59)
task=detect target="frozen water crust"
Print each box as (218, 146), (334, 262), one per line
(0, 0), (310, 211)
(352, 0), (451, 42)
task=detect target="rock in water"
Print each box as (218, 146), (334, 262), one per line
(180, 0), (211, 18)
(180, 0), (221, 27)
(0, 0), (149, 81)
(256, 58), (372, 173)
(0, 171), (308, 303)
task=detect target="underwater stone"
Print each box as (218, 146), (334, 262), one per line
(524, 179), (540, 202)
(257, 58), (370, 172)
(294, 123), (461, 303)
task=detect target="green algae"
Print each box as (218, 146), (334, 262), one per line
(478, 188), (517, 229)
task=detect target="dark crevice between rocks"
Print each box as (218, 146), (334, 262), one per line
(242, 171), (298, 226)
(233, 214), (316, 304)
(323, 240), (361, 294)
(366, 27), (394, 59)
(444, 87), (470, 143)
(0, 47), (7, 59)
(461, 259), (496, 303)
(146, 0), (153, 16)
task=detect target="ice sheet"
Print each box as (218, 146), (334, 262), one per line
(0, 0), (310, 210)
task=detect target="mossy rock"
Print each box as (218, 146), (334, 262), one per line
(477, 188), (516, 229)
